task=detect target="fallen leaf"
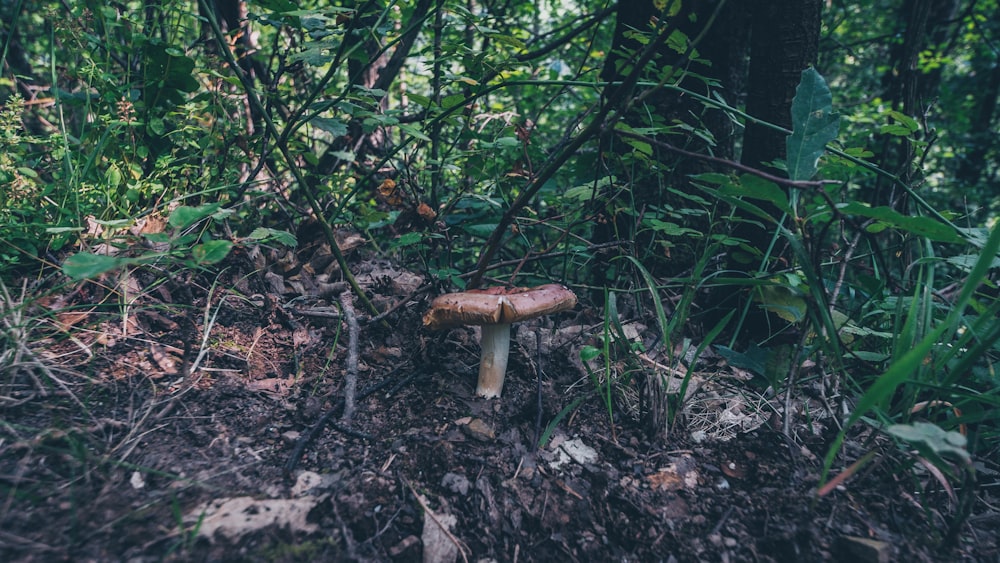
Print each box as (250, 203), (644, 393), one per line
(420, 499), (459, 563)
(187, 496), (321, 542)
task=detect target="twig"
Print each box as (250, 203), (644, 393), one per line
(828, 227), (867, 316)
(284, 369), (408, 476)
(340, 292), (360, 424)
(783, 328), (812, 438)
(710, 506), (734, 535)
(404, 479), (470, 563)
(816, 449), (878, 497)
(616, 130), (841, 192)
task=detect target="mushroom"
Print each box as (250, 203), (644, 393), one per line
(423, 284), (577, 398)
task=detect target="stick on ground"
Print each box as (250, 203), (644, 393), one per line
(340, 292), (360, 424)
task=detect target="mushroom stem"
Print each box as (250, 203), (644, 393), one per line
(477, 323), (511, 398)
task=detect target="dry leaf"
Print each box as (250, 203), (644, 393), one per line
(187, 496), (320, 543)
(420, 501), (459, 563)
(417, 202), (437, 222)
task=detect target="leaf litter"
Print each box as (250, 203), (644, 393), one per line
(0, 244), (997, 562)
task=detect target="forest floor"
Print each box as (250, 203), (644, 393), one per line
(1, 243), (998, 562)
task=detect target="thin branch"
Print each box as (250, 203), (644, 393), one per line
(284, 367), (408, 476)
(615, 130), (838, 191)
(339, 292), (360, 424)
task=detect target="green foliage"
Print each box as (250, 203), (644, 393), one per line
(786, 68), (840, 182)
(888, 422), (970, 467)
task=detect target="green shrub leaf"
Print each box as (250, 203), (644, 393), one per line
(62, 252), (127, 280)
(169, 203), (223, 230)
(786, 68), (840, 181)
(191, 240), (233, 265)
(839, 202), (961, 243)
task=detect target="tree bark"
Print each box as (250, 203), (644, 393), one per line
(594, 0), (746, 283)
(741, 0), (822, 172)
(870, 0), (960, 207)
(734, 0), (820, 262)
(955, 55), (1000, 189)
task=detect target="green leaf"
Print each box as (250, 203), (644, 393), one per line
(308, 117), (348, 137)
(441, 93), (466, 109)
(580, 345), (602, 362)
(888, 422), (969, 463)
(623, 137), (652, 157)
(487, 33), (525, 51)
(62, 252), (127, 280)
(398, 123), (431, 142)
(168, 203), (222, 230)
(946, 253), (1000, 271)
(884, 110), (919, 133)
(754, 283), (807, 323)
(106, 164), (123, 187)
(191, 240), (233, 265)
(880, 124), (913, 137)
(786, 68), (840, 181)
(718, 175), (792, 216)
(387, 232), (425, 250)
(644, 219), (700, 237)
(715, 343), (769, 377)
(839, 202), (961, 243)
(248, 228), (297, 247)
(461, 223), (499, 238)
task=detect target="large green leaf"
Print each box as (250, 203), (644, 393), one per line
(62, 252), (128, 280)
(191, 240), (233, 265)
(839, 202), (962, 243)
(786, 68), (840, 181)
(168, 203), (223, 230)
(888, 422), (970, 464)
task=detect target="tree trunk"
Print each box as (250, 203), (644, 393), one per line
(870, 0), (960, 207)
(741, 0), (822, 172)
(594, 0), (746, 282)
(955, 56), (1000, 189)
(733, 0), (820, 259)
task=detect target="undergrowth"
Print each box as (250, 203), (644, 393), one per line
(1, 0), (998, 551)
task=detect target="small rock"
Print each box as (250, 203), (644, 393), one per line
(559, 438), (599, 465)
(129, 471), (145, 490)
(441, 472), (471, 496)
(291, 471), (323, 497)
(461, 418), (495, 441)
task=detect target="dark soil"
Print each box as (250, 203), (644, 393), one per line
(1, 254), (997, 562)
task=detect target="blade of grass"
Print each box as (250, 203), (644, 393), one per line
(819, 223), (1000, 487)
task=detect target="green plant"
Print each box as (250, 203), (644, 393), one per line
(579, 289), (620, 441)
(167, 494), (205, 556)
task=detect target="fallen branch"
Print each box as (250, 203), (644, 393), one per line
(340, 292), (360, 424)
(284, 366), (413, 476)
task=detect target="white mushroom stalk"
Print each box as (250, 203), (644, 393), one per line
(423, 284), (577, 398)
(478, 323), (511, 398)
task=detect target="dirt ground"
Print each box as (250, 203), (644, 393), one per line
(1, 249), (998, 562)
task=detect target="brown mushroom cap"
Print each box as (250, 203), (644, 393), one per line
(423, 284), (577, 330)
